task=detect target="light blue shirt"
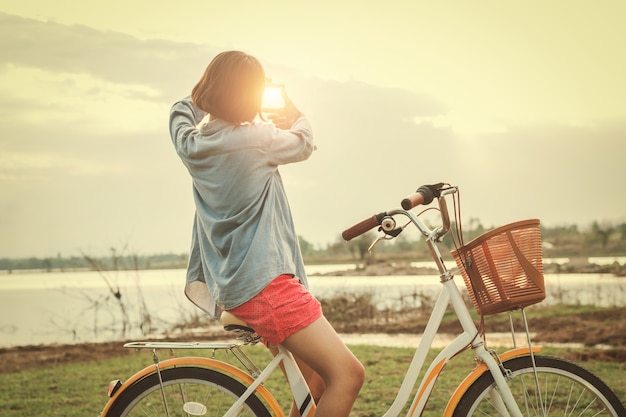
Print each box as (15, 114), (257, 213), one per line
(169, 97), (315, 317)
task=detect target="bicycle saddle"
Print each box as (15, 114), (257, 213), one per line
(220, 311), (253, 331)
(220, 312), (262, 344)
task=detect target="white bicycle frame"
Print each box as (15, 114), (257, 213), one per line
(227, 277), (527, 417)
(376, 189), (526, 417)
(104, 187), (531, 417)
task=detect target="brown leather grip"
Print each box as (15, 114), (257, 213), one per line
(342, 215), (381, 241)
(401, 192), (426, 210)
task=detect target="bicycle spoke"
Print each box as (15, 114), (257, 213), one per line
(453, 356), (624, 417)
(103, 367), (271, 417)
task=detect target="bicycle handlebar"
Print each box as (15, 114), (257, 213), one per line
(341, 213), (386, 242)
(400, 183), (442, 210)
(342, 183), (448, 242)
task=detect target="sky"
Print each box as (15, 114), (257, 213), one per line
(1, 1), (625, 259)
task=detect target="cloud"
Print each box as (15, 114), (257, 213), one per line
(0, 12), (625, 259)
(0, 13), (209, 95)
(0, 64), (166, 133)
(0, 12), (235, 140)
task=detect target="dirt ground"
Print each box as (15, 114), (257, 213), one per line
(0, 332), (231, 374)
(1, 308), (625, 374)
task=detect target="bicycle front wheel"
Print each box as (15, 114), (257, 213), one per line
(453, 355), (625, 417)
(103, 366), (272, 417)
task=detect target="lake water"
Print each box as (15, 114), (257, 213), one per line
(0, 262), (624, 348)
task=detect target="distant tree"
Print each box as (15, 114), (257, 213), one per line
(322, 235), (351, 258)
(350, 232), (377, 263)
(591, 221), (614, 248)
(298, 236), (315, 257)
(542, 223), (580, 248)
(464, 217), (487, 241)
(619, 223), (626, 242)
(43, 258), (53, 272)
(394, 234), (417, 252)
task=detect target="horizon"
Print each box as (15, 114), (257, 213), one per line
(1, 215), (623, 260)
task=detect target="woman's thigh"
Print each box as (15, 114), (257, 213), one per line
(281, 316), (363, 383)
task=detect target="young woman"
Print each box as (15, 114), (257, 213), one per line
(168, 50), (364, 417)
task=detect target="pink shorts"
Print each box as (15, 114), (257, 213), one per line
(227, 274), (322, 346)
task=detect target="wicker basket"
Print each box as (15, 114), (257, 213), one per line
(451, 219), (545, 316)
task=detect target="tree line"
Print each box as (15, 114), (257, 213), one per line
(301, 219), (626, 262)
(1, 220), (625, 272)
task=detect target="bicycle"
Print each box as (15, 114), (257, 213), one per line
(99, 183), (625, 417)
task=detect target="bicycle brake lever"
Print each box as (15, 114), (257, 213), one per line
(368, 235), (393, 253)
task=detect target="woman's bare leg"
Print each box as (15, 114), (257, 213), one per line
(268, 347), (326, 417)
(281, 316), (365, 417)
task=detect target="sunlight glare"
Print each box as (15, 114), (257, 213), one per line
(262, 84), (285, 111)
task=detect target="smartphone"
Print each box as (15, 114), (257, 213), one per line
(261, 84), (285, 112)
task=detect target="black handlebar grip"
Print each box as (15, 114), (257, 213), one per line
(342, 214), (382, 241)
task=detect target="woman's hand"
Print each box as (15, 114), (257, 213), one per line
(269, 87), (304, 129)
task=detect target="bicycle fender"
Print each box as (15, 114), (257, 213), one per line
(442, 346), (542, 417)
(99, 356), (284, 417)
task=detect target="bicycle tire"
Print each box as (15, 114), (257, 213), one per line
(452, 355), (625, 417)
(103, 366), (272, 417)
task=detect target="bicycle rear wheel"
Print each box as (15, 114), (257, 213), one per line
(103, 366), (272, 417)
(453, 355), (625, 417)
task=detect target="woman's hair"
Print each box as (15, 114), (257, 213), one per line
(192, 51), (266, 124)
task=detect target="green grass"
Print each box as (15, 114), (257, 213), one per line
(0, 344), (623, 417)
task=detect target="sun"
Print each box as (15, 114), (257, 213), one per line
(261, 84), (285, 111)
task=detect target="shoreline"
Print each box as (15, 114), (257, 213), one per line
(2, 256), (626, 276)
(310, 259), (626, 277)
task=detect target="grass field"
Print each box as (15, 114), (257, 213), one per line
(1, 343), (623, 417)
